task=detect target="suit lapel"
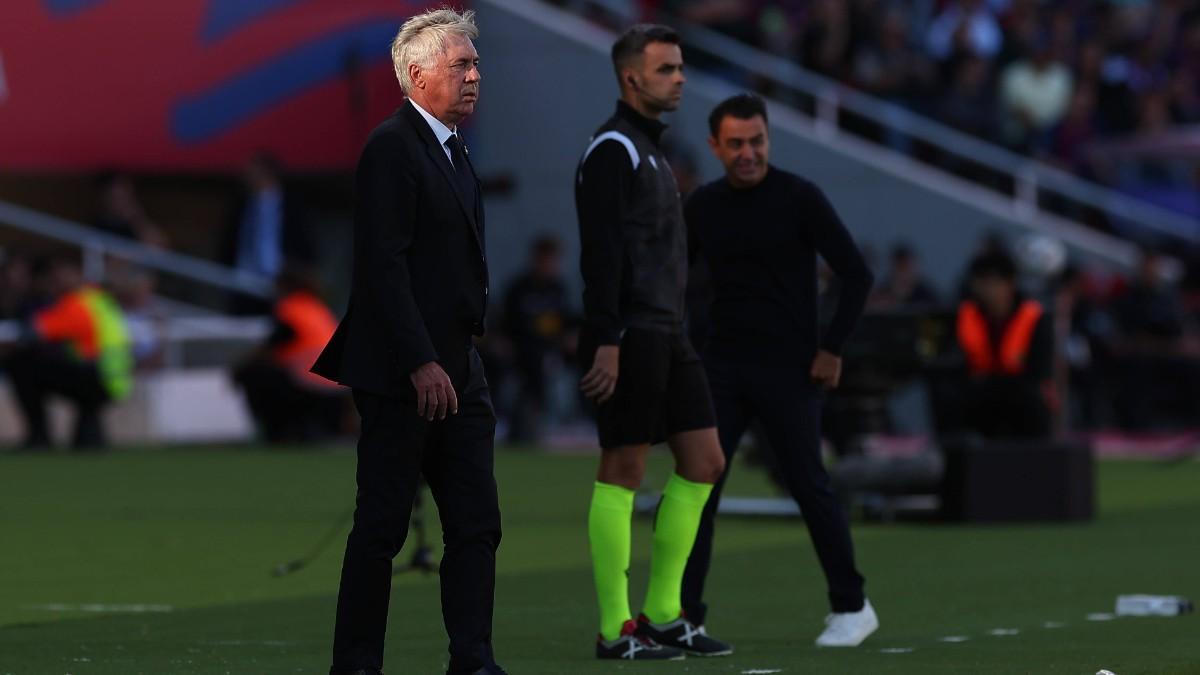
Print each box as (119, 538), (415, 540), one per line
(402, 102), (484, 255)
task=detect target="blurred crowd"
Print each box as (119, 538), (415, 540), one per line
(857, 236), (1200, 433)
(565, 0), (1200, 220)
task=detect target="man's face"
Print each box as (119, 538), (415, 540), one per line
(414, 34), (480, 125)
(629, 42), (685, 113)
(972, 275), (1014, 317)
(534, 251), (561, 281)
(51, 263), (84, 297)
(708, 114), (769, 188)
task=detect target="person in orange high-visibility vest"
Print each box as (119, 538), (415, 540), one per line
(232, 267), (346, 442)
(956, 251), (1055, 438)
(3, 255), (132, 449)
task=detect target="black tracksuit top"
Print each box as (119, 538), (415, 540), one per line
(685, 167), (874, 359)
(575, 101), (688, 345)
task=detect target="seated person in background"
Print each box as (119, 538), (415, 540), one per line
(232, 267), (345, 443)
(108, 264), (165, 369)
(0, 252), (35, 320)
(869, 243), (940, 311)
(93, 172), (169, 248)
(499, 235), (575, 443)
(956, 251), (1055, 438)
(1110, 250), (1200, 429)
(2, 254), (133, 449)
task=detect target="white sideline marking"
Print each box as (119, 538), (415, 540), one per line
(29, 603), (173, 613)
(939, 636), (970, 643)
(204, 640), (296, 647)
(1043, 621), (1067, 629)
(1087, 613), (1116, 622)
(987, 628), (1020, 636)
(880, 647), (914, 654)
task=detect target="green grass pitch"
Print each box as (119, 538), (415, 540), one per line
(0, 447), (1196, 674)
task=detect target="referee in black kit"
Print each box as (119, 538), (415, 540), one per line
(682, 94), (880, 647)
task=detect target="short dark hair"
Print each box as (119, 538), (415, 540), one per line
(968, 251), (1017, 281)
(708, 93), (768, 137)
(611, 24), (680, 82)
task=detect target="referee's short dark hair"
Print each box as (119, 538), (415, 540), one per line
(611, 24), (680, 81)
(708, 94), (768, 137)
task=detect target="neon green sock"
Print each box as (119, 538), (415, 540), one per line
(642, 473), (714, 624)
(588, 481), (635, 641)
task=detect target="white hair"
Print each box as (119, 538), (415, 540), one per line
(391, 8), (479, 94)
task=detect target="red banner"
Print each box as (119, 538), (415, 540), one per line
(0, 1), (433, 171)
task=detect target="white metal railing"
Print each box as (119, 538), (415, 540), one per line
(0, 198), (273, 298)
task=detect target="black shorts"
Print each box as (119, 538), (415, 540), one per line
(580, 327), (716, 449)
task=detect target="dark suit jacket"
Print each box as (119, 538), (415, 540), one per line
(313, 101), (488, 397)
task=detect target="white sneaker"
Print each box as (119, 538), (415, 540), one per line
(815, 599), (879, 647)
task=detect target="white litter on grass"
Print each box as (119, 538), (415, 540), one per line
(1043, 621), (1067, 629)
(741, 671), (783, 674)
(939, 636), (970, 643)
(987, 628), (1020, 636)
(29, 603), (173, 613)
(880, 647), (914, 654)
(1087, 613), (1116, 622)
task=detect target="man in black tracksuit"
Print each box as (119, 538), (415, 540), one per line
(682, 94), (880, 647)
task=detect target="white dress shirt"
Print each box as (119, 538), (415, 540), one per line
(409, 98), (457, 166)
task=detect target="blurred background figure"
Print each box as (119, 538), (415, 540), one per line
(869, 243), (940, 311)
(955, 250), (1055, 439)
(231, 266), (345, 444)
(93, 172), (169, 248)
(1111, 249), (1200, 429)
(999, 39), (1073, 154)
(107, 264), (165, 370)
(222, 154), (314, 313)
(925, 0), (1003, 65)
(498, 235), (576, 444)
(1, 254), (132, 449)
(0, 252), (35, 321)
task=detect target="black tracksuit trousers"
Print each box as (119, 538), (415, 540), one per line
(682, 345), (866, 624)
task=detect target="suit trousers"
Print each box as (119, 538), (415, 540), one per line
(681, 346), (865, 624)
(331, 347), (501, 673)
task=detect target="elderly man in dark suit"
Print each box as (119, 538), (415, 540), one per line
(311, 8), (504, 675)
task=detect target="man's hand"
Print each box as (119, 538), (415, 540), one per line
(581, 345), (619, 404)
(410, 361), (458, 421)
(810, 350), (842, 389)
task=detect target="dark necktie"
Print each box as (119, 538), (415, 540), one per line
(444, 134), (478, 210)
